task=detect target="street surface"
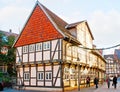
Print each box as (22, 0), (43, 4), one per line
(1, 81), (120, 92)
(67, 81), (120, 92)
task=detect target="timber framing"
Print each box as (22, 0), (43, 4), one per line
(13, 1), (106, 91)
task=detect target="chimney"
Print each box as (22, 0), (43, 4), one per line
(9, 29), (12, 33)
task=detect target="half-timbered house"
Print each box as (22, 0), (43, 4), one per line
(13, 1), (106, 91)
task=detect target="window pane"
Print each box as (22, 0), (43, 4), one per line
(36, 43), (42, 51)
(29, 44), (35, 52)
(43, 42), (50, 50)
(49, 73), (51, 79)
(41, 73), (43, 79)
(24, 73), (29, 80)
(46, 73), (48, 79)
(23, 46), (28, 53)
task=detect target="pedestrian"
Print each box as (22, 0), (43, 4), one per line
(94, 76), (99, 88)
(86, 76), (90, 87)
(106, 76), (110, 88)
(113, 75), (117, 89)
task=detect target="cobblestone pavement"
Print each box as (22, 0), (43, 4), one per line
(2, 82), (120, 92)
(67, 82), (120, 92)
(93, 82), (120, 92)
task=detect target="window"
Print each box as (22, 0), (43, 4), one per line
(24, 73), (30, 80)
(45, 72), (52, 80)
(29, 44), (35, 52)
(23, 46), (28, 53)
(43, 41), (50, 50)
(64, 67), (69, 80)
(37, 72), (44, 80)
(36, 43), (42, 51)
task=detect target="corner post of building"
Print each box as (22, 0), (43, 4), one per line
(78, 64), (80, 91)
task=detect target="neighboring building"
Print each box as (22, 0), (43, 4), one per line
(0, 30), (18, 72)
(104, 55), (117, 80)
(104, 49), (120, 79)
(114, 49), (120, 77)
(13, 1), (106, 91)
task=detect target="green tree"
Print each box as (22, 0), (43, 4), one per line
(0, 32), (6, 49)
(0, 32), (16, 77)
(6, 36), (16, 77)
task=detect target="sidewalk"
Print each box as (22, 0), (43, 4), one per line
(66, 82), (120, 92)
(66, 84), (102, 92)
(11, 82), (120, 92)
(93, 82), (120, 92)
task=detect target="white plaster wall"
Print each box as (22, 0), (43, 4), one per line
(52, 40), (58, 51)
(17, 78), (23, 85)
(43, 51), (50, 60)
(66, 56), (71, 61)
(38, 66), (44, 71)
(31, 79), (36, 85)
(23, 54), (28, 62)
(45, 82), (52, 86)
(38, 82), (44, 86)
(17, 47), (22, 56)
(31, 67), (36, 77)
(24, 82), (29, 85)
(36, 52), (42, 61)
(24, 67), (29, 71)
(16, 57), (20, 63)
(45, 66), (51, 71)
(19, 68), (23, 77)
(53, 65), (60, 77)
(16, 47), (22, 63)
(29, 53), (34, 62)
(53, 78), (60, 86)
(51, 52), (58, 60)
(59, 51), (61, 60)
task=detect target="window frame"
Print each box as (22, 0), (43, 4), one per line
(36, 43), (42, 51)
(37, 72), (44, 80)
(29, 44), (35, 52)
(43, 41), (50, 50)
(24, 73), (30, 80)
(45, 72), (52, 80)
(23, 46), (28, 53)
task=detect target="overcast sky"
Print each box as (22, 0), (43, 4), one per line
(0, 0), (120, 54)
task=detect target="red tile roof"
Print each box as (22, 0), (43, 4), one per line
(14, 4), (64, 47)
(14, 1), (81, 47)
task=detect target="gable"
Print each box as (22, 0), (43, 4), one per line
(66, 21), (94, 40)
(14, 4), (63, 47)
